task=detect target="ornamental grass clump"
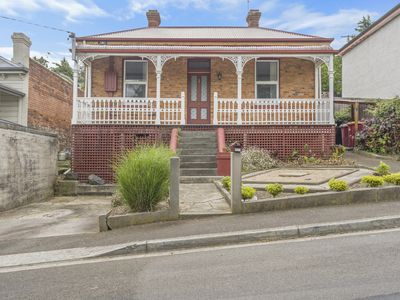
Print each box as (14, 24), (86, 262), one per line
(375, 161), (391, 176)
(115, 146), (174, 212)
(241, 147), (278, 172)
(241, 186), (256, 200)
(383, 173), (400, 185)
(328, 178), (349, 192)
(265, 183), (283, 197)
(294, 186), (310, 194)
(360, 175), (384, 187)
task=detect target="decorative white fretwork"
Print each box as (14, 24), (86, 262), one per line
(222, 56), (258, 74)
(140, 55), (177, 73)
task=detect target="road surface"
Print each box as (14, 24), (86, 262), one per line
(1, 229), (400, 299)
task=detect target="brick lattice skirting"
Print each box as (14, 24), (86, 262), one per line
(72, 125), (335, 182)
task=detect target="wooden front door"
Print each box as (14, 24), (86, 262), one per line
(187, 73), (210, 124)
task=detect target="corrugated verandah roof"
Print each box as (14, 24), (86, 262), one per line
(76, 44), (335, 54)
(77, 26), (332, 42)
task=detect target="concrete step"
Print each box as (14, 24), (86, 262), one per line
(180, 168), (217, 176)
(180, 136), (216, 143)
(180, 155), (217, 163)
(180, 176), (222, 183)
(179, 143), (216, 150)
(181, 131), (216, 138)
(180, 162), (217, 169)
(180, 148), (217, 155)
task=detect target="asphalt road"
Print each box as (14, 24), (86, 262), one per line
(1, 230), (400, 300)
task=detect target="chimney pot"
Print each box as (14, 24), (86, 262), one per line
(146, 10), (161, 27)
(11, 32), (31, 68)
(246, 9), (261, 27)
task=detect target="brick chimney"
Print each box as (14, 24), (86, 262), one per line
(146, 10), (161, 27)
(246, 9), (261, 27)
(11, 32), (31, 67)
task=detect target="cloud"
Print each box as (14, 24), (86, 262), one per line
(0, 46), (72, 66)
(0, 0), (107, 22)
(127, 0), (244, 15)
(261, 3), (378, 48)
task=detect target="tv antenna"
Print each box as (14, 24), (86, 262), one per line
(247, 0), (250, 11)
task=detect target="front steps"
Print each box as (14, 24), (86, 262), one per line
(179, 131), (217, 177)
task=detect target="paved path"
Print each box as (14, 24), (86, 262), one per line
(346, 151), (400, 172)
(2, 199), (400, 256)
(0, 196), (111, 241)
(179, 183), (231, 215)
(1, 229), (400, 299)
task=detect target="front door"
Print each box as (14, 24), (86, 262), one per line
(187, 73), (210, 124)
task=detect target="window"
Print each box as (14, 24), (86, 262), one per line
(255, 60), (279, 99)
(124, 61), (147, 97)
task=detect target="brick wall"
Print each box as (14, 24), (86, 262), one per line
(72, 124), (335, 182)
(28, 59), (74, 149)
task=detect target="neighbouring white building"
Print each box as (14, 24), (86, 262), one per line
(338, 3), (400, 100)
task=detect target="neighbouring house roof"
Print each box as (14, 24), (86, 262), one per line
(0, 56), (28, 73)
(0, 83), (25, 97)
(77, 26), (333, 43)
(76, 44), (335, 54)
(338, 3), (400, 56)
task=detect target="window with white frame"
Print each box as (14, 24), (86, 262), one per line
(255, 60), (279, 99)
(124, 60), (147, 97)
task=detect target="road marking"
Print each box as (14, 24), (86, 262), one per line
(1, 227), (400, 274)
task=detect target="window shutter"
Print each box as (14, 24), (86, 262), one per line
(104, 69), (117, 92)
(104, 57), (117, 92)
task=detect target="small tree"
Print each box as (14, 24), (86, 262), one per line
(356, 15), (372, 33)
(51, 58), (73, 79)
(33, 56), (49, 68)
(321, 56), (342, 97)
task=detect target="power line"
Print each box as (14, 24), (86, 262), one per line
(0, 15), (74, 35)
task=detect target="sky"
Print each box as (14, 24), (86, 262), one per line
(0, 0), (398, 67)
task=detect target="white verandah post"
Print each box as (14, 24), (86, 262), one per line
(314, 62), (319, 99)
(180, 91), (185, 125)
(155, 55), (162, 125)
(328, 55), (335, 124)
(213, 92), (218, 125)
(87, 61), (92, 98)
(236, 56), (243, 125)
(71, 33), (78, 124)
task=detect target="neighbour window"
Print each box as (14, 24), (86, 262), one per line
(124, 61), (147, 97)
(255, 60), (279, 99)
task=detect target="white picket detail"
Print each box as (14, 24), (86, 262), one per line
(74, 96), (185, 125)
(215, 97), (331, 125)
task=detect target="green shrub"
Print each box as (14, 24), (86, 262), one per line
(241, 186), (256, 200)
(242, 147), (278, 172)
(328, 178), (349, 191)
(221, 176), (231, 191)
(114, 146), (174, 212)
(375, 161), (391, 176)
(265, 183), (283, 197)
(360, 175), (384, 187)
(383, 173), (400, 185)
(294, 186), (310, 194)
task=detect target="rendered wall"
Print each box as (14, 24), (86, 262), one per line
(0, 121), (58, 211)
(342, 16), (400, 99)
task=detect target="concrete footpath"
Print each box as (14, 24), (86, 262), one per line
(2, 200), (400, 258)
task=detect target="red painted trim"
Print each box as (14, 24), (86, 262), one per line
(169, 128), (179, 152)
(77, 37), (334, 43)
(77, 48), (337, 54)
(217, 127), (226, 153)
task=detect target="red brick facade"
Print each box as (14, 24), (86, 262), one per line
(28, 59), (74, 149)
(72, 125), (335, 182)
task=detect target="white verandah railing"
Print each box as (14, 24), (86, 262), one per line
(214, 95), (331, 125)
(74, 93), (332, 125)
(75, 92), (185, 125)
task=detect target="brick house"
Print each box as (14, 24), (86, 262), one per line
(72, 9), (337, 181)
(0, 33), (74, 149)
